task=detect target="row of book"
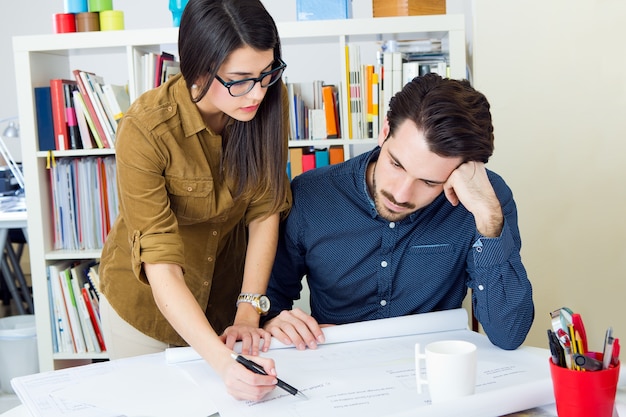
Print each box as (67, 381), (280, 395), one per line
(50, 156), (118, 251)
(34, 51), (180, 153)
(286, 80), (341, 141)
(34, 71), (130, 151)
(345, 39), (448, 139)
(288, 145), (344, 180)
(47, 260), (105, 354)
(134, 50), (181, 98)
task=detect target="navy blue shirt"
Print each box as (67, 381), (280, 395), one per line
(267, 147), (534, 350)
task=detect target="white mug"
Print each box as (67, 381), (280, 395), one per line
(415, 340), (477, 403)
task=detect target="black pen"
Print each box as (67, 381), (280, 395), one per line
(231, 353), (308, 400)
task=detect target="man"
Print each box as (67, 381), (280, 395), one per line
(263, 74), (533, 350)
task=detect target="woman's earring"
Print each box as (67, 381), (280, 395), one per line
(191, 84), (198, 89)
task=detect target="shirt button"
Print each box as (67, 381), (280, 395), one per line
(203, 281), (209, 286)
(207, 257), (213, 262)
(478, 284), (484, 291)
(475, 246), (483, 253)
(167, 106), (173, 111)
(212, 231), (218, 236)
(381, 261), (388, 267)
(187, 186), (193, 192)
(380, 300), (387, 306)
(389, 222), (395, 229)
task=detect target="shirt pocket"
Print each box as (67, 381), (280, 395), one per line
(408, 243), (455, 254)
(166, 176), (214, 225)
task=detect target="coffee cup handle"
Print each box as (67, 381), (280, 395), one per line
(415, 343), (427, 394)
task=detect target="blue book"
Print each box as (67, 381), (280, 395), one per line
(315, 149), (329, 168)
(296, 0), (351, 21)
(34, 86), (56, 151)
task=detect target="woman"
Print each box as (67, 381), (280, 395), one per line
(98, 0), (291, 401)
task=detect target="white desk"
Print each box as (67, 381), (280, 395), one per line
(5, 310), (562, 417)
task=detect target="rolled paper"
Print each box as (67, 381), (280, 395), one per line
(64, 0), (88, 13)
(88, 0), (113, 12)
(53, 13), (76, 34)
(99, 10), (124, 31)
(76, 12), (100, 32)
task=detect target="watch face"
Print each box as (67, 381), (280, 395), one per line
(258, 295), (270, 312)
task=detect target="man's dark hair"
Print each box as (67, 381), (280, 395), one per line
(387, 73), (495, 163)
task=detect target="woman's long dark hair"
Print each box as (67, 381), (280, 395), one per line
(179, 0), (288, 213)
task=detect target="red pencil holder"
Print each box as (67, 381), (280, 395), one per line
(549, 353), (620, 417)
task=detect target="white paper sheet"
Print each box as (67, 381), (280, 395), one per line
(11, 309), (554, 417)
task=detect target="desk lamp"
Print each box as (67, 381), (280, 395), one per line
(0, 117), (25, 191)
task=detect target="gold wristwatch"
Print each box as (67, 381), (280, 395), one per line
(236, 293), (270, 315)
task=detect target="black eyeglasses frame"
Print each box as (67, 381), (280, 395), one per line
(214, 58), (287, 97)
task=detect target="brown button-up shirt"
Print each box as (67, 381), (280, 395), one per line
(99, 73), (291, 346)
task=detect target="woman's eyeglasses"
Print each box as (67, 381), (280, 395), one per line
(215, 58), (287, 97)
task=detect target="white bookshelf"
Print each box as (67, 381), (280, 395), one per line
(12, 15), (466, 371)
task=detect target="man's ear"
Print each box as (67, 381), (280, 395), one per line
(378, 117), (390, 147)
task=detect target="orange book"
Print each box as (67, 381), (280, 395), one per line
(322, 85), (339, 138)
(329, 145), (345, 165)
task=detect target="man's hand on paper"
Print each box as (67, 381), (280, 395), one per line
(264, 307), (326, 350)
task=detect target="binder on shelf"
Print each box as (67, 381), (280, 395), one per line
(34, 86), (55, 152)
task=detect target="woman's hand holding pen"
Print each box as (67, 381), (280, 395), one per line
(218, 348), (278, 401)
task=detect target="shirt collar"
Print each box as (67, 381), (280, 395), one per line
(170, 74), (210, 138)
(361, 146), (433, 223)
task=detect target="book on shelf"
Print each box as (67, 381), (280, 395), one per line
(315, 148), (330, 168)
(34, 86), (55, 152)
(50, 79), (77, 151)
(286, 80), (331, 140)
(288, 147), (303, 179)
(102, 83), (130, 122)
(48, 261), (74, 354)
(301, 150), (316, 173)
(59, 264), (87, 353)
(322, 85), (340, 139)
(69, 260), (100, 353)
(72, 69), (112, 149)
(347, 44), (364, 139)
(161, 60), (181, 84)
(49, 156), (119, 251)
(329, 144), (344, 165)
(71, 90), (96, 149)
(82, 71), (117, 145)
(154, 51), (175, 88)
(47, 260), (104, 354)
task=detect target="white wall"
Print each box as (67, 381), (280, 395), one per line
(471, 0), (626, 349)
